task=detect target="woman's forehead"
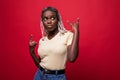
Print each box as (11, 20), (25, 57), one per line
(42, 10), (57, 17)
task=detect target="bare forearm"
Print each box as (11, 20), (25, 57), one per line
(29, 47), (40, 67)
(68, 30), (79, 62)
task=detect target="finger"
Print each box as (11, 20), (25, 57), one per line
(32, 41), (37, 46)
(76, 18), (80, 24)
(67, 20), (73, 26)
(34, 41), (37, 44)
(29, 34), (33, 41)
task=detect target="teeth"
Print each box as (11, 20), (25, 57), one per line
(48, 26), (52, 28)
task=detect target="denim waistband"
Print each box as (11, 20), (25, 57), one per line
(39, 66), (65, 75)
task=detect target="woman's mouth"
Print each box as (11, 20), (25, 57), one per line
(47, 25), (53, 28)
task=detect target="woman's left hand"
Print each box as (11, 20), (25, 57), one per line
(67, 18), (80, 32)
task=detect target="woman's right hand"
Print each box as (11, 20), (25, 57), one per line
(29, 35), (40, 66)
(29, 35), (37, 53)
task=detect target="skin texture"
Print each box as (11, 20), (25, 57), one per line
(29, 9), (79, 68)
(67, 18), (79, 62)
(29, 35), (40, 67)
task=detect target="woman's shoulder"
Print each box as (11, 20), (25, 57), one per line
(59, 30), (73, 39)
(64, 30), (73, 36)
(38, 36), (46, 43)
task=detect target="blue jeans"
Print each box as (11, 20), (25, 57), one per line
(34, 69), (66, 80)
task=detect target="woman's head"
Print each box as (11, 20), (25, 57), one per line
(41, 7), (59, 33)
(40, 6), (66, 36)
(41, 7), (60, 21)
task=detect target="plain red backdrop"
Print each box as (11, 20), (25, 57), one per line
(0, 0), (120, 80)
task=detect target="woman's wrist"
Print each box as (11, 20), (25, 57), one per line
(73, 29), (79, 35)
(29, 46), (35, 54)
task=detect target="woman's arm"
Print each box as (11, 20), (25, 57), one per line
(67, 18), (80, 62)
(29, 35), (40, 67)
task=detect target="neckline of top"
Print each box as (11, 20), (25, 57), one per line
(46, 31), (60, 40)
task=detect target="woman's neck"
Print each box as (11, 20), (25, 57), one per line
(47, 29), (59, 40)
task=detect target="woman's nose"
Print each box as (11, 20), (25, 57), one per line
(47, 19), (52, 24)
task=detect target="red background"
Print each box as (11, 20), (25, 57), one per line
(0, 0), (120, 80)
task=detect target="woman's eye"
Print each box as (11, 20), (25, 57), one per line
(43, 18), (47, 21)
(51, 17), (55, 20)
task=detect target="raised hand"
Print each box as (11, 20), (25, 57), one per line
(67, 18), (80, 32)
(67, 18), (80, 62)
(29, 34), (37, 48)
(29, 35), (40, 66)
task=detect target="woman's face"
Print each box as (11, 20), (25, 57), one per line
(42, 10), (58, 32)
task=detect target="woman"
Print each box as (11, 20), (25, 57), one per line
(29, 6), (79, 80)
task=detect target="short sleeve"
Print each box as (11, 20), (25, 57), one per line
(38, 38), (42, 44)
(38, 37), (44, 45)
(66, 31), (73, 46)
